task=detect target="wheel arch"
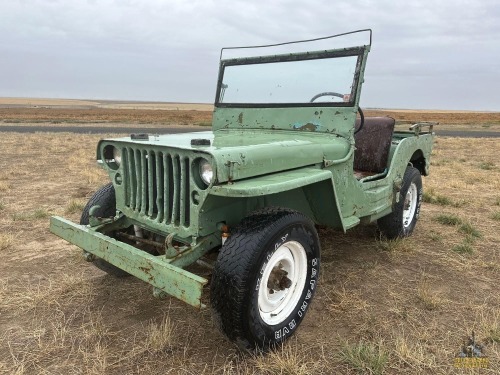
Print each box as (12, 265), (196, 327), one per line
(203, 168), (346, 231)
(410, 149), (428, 176)
(265, 179), (344, 228)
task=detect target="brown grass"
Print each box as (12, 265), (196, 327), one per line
(0, 107), (213, 126)
(0, 97), (212, 110)
(0, 115), (499, 373)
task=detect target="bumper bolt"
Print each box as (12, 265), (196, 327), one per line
(83, 251), (95, 262)
(153, 287), (168, 299)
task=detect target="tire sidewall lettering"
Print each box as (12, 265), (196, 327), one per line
(251, 226), (319, 345)
(415, 188), (423, 220)
(276, 256), (318, 339)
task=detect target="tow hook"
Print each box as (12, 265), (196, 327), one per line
(88, 205), (115, 227)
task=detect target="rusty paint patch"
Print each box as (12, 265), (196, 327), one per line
(139, 266), (154, 282)
(293, 123), (320, 132)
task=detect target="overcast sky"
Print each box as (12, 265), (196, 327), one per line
(1, 0), (499, 110)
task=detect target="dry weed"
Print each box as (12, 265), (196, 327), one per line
(10, 207), (53, 222)
(393, 332), (436, 370)
(0, 181), (10, 192)
(0, 234), (14, 251)
(337, 339), (388, 375)
(416, 276), (445, 311)
(377, 237), (415, 253)
(434, 213), (462, 226)
(252, 342), (319, 375)
(452, 242), (474, 255)
(81, 166), (107, 186)
(326, 284), (370, 313)
(0, 278), (8, 302)
(479, 310), (500, 344)
(143, 316), (175, 354)
(65, 199), (86, 214)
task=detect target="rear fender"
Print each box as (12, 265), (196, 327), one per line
(388, 134), (434, 178)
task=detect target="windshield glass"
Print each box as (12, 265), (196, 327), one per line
(217, 52), (360, 106)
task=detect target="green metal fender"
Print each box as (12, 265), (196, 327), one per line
(209, 167), (347, 230)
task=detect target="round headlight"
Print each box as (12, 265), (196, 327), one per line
(113, 147), (122, 166)
(103, 145), (121, 170)
(199, 159), (213, 185)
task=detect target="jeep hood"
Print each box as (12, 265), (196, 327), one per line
(102, 129), (351, 183)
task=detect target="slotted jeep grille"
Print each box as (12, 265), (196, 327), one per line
(122, 147), (191, 227)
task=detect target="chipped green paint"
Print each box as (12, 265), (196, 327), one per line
(50, 32), (435, 309)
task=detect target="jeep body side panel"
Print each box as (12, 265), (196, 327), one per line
(212, 106), (357, 137)
(328, 133), (434, 223)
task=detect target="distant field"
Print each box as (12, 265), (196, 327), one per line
(0, 97), (213, 111)
(0, 98), (499, 133)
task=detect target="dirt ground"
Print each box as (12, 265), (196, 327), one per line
(0, 104), (499, 374)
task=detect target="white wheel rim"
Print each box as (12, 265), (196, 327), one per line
(258, 240), (307, 325)
(402, 182), (418, 229)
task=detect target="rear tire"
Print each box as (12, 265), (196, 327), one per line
(80, 183), (129, 277)
(210, 208), (320, 351)
(377, 166), (423, 239)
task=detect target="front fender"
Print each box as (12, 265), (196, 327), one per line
(208, 167), (348, 231)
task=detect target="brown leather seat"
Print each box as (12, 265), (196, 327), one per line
(354, 117), (395, 174)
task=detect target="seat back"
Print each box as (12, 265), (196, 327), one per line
(353, 117), (395, 173)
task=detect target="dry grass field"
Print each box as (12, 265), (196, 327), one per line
(0, 103), (499, 374)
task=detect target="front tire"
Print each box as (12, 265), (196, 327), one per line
(377, 166), (423, 239)
(80, 183), (129, 277)
(210, 208), (320, 351)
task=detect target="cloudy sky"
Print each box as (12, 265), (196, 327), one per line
(1, 0), (499, 110)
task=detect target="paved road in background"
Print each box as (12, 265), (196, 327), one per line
(0, 125), (499, 138)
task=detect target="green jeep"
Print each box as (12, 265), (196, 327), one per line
(50, 30), (434, 350)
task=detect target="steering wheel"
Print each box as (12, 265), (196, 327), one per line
(309, 92), (344, 102)
(309, 92), (364, 134)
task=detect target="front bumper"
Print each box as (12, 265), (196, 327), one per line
(50, 216), (208, 308)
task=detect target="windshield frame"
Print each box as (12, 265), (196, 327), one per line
(214, 46), (367, 108)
